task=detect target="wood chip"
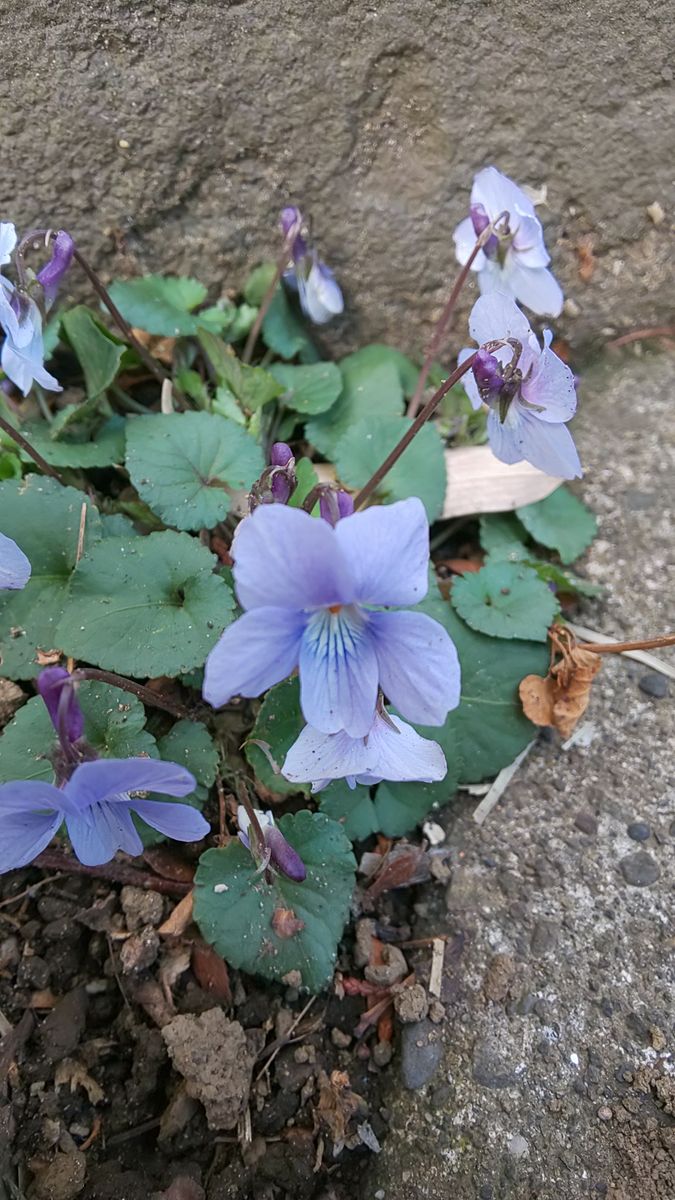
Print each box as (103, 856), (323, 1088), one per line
(429, 938), (445, 998)
(472, 740), (536, 825)
(158, 892), (194, 937)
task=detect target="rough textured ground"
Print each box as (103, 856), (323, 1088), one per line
(363, 351), (675, 1199)
(0, 0), (672, 355)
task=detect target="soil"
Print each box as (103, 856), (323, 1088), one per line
(1, 352), (673, 1200)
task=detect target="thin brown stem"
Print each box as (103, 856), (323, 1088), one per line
(32, 848), (192, 896)
(72, 248), (169, 387)
(577, 633), (675, 654)
(406, 216), (507, 419)
(0, 411), (65, 483)
(606, 325), (675, 349)
(74, 667), (192, 720)
(242, 236), (295, 365)
(236, 779), (266, 848)
(354, 352), (477, 510)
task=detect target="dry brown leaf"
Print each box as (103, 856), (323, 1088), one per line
(313, 1069), (361, 1151)
(361, 842), (432, 908)
(520, 630), (602, 739)
(131, 328), (177, 365)
(159, 944), (192, 1005)
(54, 1057), (105, 1104)
(191, 940), (232, 1004)
(158, 892), (194, 937)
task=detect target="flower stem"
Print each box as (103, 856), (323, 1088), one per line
(577, 633), (675, 654)
(74, 667), (193, 720)
(353, 352), (477, 510)
(242, 235), (295, 365)
(236, 778), (266, 847)
(71, 248), (169, 387)
(406, 214), (509, 419)
(0, 411), (65, 484)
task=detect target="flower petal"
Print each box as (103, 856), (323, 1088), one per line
(203, 606), (305, 708)
(357, 714), (447, 783)
(299, 607), (379, 736)
(334, 498), (429, 606)
(0, 781), (64, 872)
(522, 339), (577, 422)
(472, 167), (537, 223)
(504, 261), (563, 318)
(65, 758), (196, 812)
(370, 610), (461, 726)
(130, 799), (210, 842)
(282, 724), (374, 784)
(0, 222), (17, 266)
(458, 346), (483, 411)
(487, 407), (581, 478)
(232, 504), (354, 611)
(452, 215), (486, 271)
(66, 802), (143, 866)
(0, 531), (31, 590)
(511, 214), (550, 268)
(469, 292), (534, 348)
(298, 260), (344, 324)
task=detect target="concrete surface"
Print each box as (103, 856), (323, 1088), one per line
(362, 350), (675, 1199)
(0, 1), (672, 356)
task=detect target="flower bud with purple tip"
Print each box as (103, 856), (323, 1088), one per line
(470, 203), (499, 259)
(36, 230), (75, 310)
(237, 805), (306, 882)
(319, 488), (354, 527)
(472, 348), (505, 402)
(37, 667), (84, 754)
(249, 443), (297, 510)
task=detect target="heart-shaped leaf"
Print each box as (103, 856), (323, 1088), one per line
(57, 530), (233, 677)
(269, 362), (342, 415)
(194, 811), (356, 992)
(516, 486), (597, 564)
(19, 417), (126, 469)
(125, 411), (264, 530)
(451, 561), (559, 641)
(334, 413), (447, 520)
(108, 275), (208, 336)
(305, 347), (404, 458)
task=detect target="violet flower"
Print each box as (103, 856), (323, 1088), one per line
(0, 531), (31, 590)
(0, 222), (61, 396)
(459, 293), (581, 479)
(36, 230), (75, 310)
(453, 167), (563, 317)
(280, 206), (343, 325)
(237, 805), (306, 882)
(282, 708), (447, 793)
(0, 667), (209, 871)
(203, 498), (460, 737)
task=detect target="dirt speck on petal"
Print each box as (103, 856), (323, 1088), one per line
(161, 1008), (256, 1130)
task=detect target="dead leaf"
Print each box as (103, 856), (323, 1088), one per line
(131, 328), (176, 365)
(361, 842), (432, 908)
(271, 907), (305, 939)
(54, 1057), (105, 1104)
(158, 892), (194, 937)
(520, 627), (602, 738)
(575, 234), (596, 282)
(313, 1069), (362, 1153)
(143, 846), (196, 884)
(159, 944), (192, 1005)
(158, 1084), (201, 1143)
(191, 941), (232, 1004)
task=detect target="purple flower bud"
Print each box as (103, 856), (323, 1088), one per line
(270, 442), (294, 468)
(36, 667), (84, 751)
(266, 825), (307, 882)
(472, 348), (504, 399)
(319, 488), (353, 527)
(279, 207), (307, 262)
(270, 472), (293, 504)
(470, 203), (498, 259)
(36, 231), (75, 310)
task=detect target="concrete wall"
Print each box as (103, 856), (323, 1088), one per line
(1, 0), (672, 356)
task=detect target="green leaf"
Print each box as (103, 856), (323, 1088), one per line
(57, 530), (234, 677)
(526, 559), (603, 599)
(516, 486), (597, 564)
(0, 681), (157, 785)
(341, 344), (420, 398)
(479, 514), (529, 562)
(156, 720), (219, 787)
(334, 413), (447, 521)
(0, 449), (22, 480)
(262, 287), (317, 361)
(61, 307), (125, 398)
(108, 275), (209, 336)
(0, 477), (103, 679)
(244, 263), (276, 307)
(197, 330), (283, 411)
(451, 561), (558, 642)
(19, 416), (126, 469)
(319, 777), (445, 840)
(245, 678), (310, 797)
(125, 411), (264, 530)
(194, 811), (356, 992)
(288, 457), (319, 510)
(306, 349), (404, 458)
(269, 362), (342, 415)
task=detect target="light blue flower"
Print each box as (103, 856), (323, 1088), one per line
(203, 498), (460, 737)
(282, 708), (447, 793)
(0, 531), (31, 590)
(280, 206), (343, 325)
(454, 167), (563, 318)
(459, 293), (582, 479)
(0, 221), (61, 396)
(0, 757), (208, 871)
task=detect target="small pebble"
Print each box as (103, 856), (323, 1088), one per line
(626, 820), (650, 842)
(597, 1106), (613, 1121)
(393, 983), (429, 1024)
(428, 999), (446, 1024)
(574, 811), (597, 835)
(364, 945), (408, 988)
(331, 1027), (352, 1048)
(638, 672), (669, 699)
(372, 1040), (393, 1067)
(619, 851), (660, 887)
(507, 1134), (530, 1159)
(400, 1019), (443, 1089)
